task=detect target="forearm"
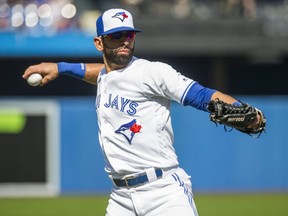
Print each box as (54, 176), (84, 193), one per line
(57, 62), (104, 85)
(82, 63), (104, 85)
(211, 91), (238, 104)
(210, 91), (263, 128)
(23, 62), (104, 86)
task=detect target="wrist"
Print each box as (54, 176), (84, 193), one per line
(57, 62), (86, 79)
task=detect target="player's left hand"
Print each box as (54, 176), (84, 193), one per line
(22, 62), (59, 86)
(207, 99), (266, 137)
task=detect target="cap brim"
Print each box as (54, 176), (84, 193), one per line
(100, 27), (142, 36)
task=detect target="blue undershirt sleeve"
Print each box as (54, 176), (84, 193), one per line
(183, 82), (216, 111)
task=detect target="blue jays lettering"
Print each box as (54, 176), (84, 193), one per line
(96, 93), (139, 115)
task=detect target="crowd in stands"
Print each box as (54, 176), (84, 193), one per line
(1, 0), (288, 35)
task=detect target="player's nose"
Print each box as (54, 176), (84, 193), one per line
(121, 39), (131, 46)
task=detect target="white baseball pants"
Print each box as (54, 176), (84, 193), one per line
(105, 167), (199, 216)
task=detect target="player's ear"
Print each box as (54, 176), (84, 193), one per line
(94, 37), (103, 51)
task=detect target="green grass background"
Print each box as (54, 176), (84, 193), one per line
(0, 193), (287, 216)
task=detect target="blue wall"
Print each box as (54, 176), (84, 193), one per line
(0, 32), (101, 57)
(59, 96), (288, 194)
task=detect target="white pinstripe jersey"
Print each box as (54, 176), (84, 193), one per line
(95, 57), (195, 176)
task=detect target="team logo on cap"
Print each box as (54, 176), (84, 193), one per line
(115, 119), (142, 144)
(112, 12), (128, 22)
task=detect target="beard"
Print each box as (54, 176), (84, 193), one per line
(103, 44), (134, 68)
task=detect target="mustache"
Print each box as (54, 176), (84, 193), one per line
(120, 46), (133, 52)
(106, 46), (133, 53)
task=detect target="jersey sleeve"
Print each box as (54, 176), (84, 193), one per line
(142, 61), (195, 104)
(183, 82), (216, 111)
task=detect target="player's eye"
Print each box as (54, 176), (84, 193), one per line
(124, 32), (136, 40)
(104, 31), (136, 40)
(107, 32), (123, 39)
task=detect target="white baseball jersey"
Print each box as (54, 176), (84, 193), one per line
(95, 57), (195, 177)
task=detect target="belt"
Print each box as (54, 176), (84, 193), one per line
(112, 168), (163, 188)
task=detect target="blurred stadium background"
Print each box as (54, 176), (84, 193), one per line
(0, 0), (288, 215)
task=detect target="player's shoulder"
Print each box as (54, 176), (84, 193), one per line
(134, 57), (174, 71)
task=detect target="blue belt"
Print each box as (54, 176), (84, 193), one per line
(113, 168), (163, 188)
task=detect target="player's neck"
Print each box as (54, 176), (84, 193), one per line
(104, 58), (130, 73)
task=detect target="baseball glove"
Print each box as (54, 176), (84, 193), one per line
(207, 99), (266, 137)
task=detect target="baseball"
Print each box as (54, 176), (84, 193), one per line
(27, 73), (42, 86)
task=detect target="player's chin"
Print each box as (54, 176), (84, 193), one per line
(114, 53), (133, 66)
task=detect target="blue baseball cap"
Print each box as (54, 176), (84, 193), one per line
(96, 9), (142, 37)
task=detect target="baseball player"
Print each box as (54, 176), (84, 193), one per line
(23, 8), (264, 216)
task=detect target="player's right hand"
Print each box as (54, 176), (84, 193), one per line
(22, 62), (59, 86)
